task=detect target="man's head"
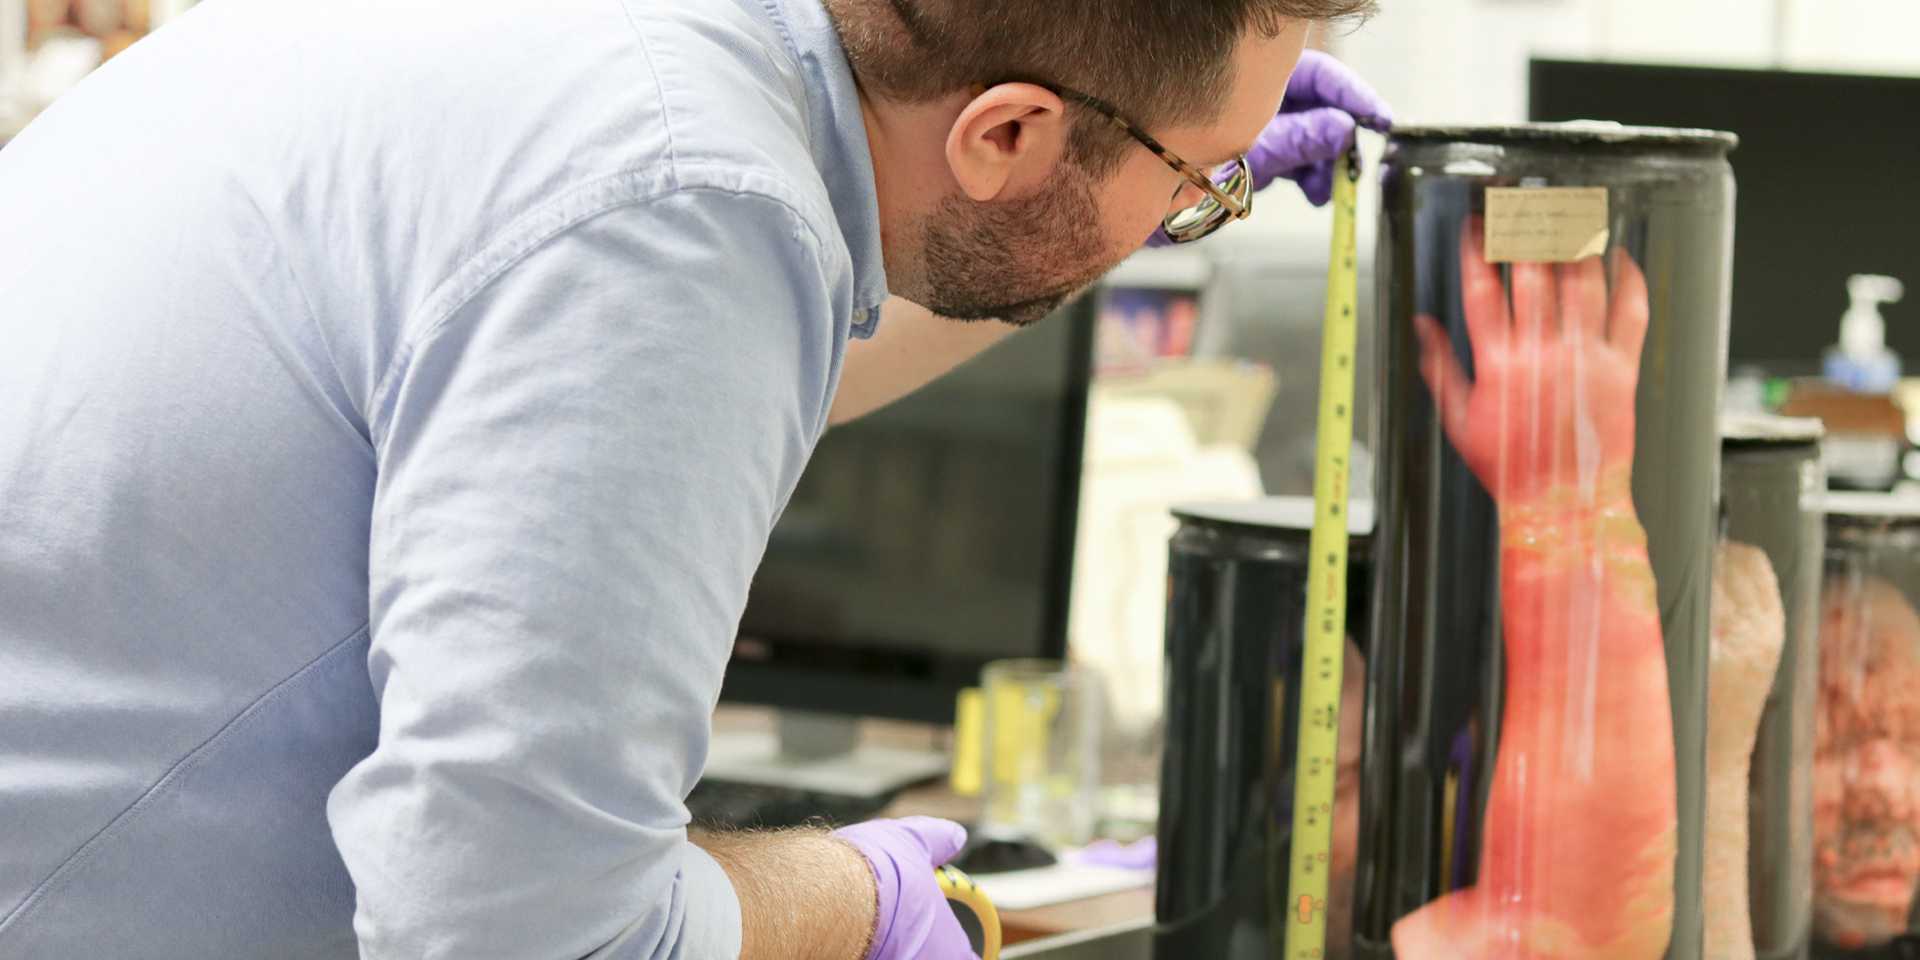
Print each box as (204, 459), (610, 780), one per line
(828, 0), (1376, 327)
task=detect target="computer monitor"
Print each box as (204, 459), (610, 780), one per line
(1529, 59), (1920, 373)
(722, 296), (1095, 734)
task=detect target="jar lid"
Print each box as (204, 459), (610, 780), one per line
(1820, 490), (1920, 523)
(1173, 496), (1375, 538)
(1722, 413), (1826, 445)
(1391, 121), (1739, 151)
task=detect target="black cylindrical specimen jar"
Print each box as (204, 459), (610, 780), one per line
(1156, 497), (1373, 959)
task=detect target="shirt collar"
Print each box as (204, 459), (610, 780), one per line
(760, 0), (890, 338)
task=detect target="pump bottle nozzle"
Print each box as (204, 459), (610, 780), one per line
(1827, 274), (1905, 393)
(1841, 274), (1904, 356)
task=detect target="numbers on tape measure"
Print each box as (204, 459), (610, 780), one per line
(1295, 896), (1325, 925)
(1282, 148), (1360, 960)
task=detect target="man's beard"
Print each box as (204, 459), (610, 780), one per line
(918, 163), (1120, 328)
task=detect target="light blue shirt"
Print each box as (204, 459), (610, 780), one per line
(0, 0), (887, 956)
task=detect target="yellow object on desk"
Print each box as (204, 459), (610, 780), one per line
(950, 687), (985, 797)
(951, 667), (1069, 804)
(937, 864), (1003, 960)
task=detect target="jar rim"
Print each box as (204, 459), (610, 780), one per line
(1173, 495), (1376, 540)
(1721, 412), (1826, 446)
(1821, 490), (1920, 523)
(1390, 121), (1739, 151)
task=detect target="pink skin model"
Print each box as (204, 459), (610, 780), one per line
(1392, 219), (1676, 959)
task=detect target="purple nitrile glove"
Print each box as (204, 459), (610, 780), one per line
(833, 817), (978, 960)
(1146, 50), (1393, 245)
(1254, 49), (1394, 205)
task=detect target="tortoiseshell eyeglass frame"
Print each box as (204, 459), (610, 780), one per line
(1035, 82), (1254, 244)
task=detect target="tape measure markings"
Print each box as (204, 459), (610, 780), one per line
(1281, 146), (1361, 960)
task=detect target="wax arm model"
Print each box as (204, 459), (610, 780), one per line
(1705, 542), (1788, 960)
(1392, 223), (1677, 959)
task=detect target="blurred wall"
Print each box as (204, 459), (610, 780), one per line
(1332, 0), (1920, 135)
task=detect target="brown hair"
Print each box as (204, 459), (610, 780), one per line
(823, 0), (1378, 173)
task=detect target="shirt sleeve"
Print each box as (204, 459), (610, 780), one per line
(326, 187), (847, 960)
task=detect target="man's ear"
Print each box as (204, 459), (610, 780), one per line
(944, 83), (1068, 203)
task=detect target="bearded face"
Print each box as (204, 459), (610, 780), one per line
(1815, 576), (1920, 948)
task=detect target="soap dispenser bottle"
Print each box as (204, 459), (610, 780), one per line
(1823, 274), (1905, 393)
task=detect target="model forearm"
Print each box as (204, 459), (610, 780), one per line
(1395, 484), (1676, 958)
(693, 828), (877, 960)
(1498, 476), (1658, 619)
(1496, 486), (1666, 718)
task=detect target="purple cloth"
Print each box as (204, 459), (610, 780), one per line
(833, 817), (977, 960)
(1146, 50), (1392, 245)
(1069, 837), (1158, 871)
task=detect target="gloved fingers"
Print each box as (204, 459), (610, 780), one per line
(1295, 160), (1335, 207)
(921, 900), (983, 960)
(895, 815), (969, 865)
(897, 834), (981, 960)
(833, 818), (982, 960)
(1247, 106), (1355, 193)
(1280, 49), (1394, 131)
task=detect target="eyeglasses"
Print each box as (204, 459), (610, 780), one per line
(1045, 84), (1253, 244)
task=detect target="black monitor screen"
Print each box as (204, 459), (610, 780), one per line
(723, 299), (1094, 724)
(1530, 59), (1920, 372)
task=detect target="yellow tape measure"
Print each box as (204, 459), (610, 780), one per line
(1281, 146), (1361, 960)
(937, 864), (1003, 960)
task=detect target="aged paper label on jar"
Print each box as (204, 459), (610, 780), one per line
(1483, 187), (1610, 263)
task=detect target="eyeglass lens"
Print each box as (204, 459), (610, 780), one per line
(1163, 158), (1249, 242)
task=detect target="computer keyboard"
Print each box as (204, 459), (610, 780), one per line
(685, 778), (898, 830)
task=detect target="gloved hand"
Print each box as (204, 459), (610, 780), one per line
(1252, 49), (1393, 205)
(833, 817), (977, 960)
(1147, 50), (1391, 245)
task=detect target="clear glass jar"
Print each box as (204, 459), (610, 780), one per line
(977, 657), (1101, 849)
(1719, 414), (1825, 960)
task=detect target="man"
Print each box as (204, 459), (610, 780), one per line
(0, 0), (1385, 956)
